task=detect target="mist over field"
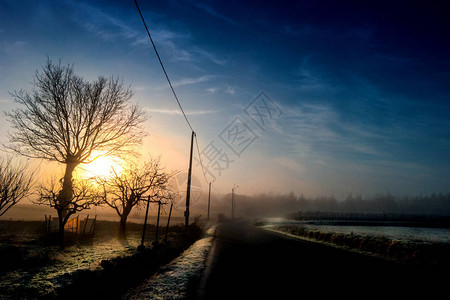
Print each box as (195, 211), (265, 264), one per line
(4, 191), (450, 222)
(208, 192), (450, 217)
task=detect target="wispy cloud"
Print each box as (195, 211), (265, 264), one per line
(271, 56), (338, 95)
(279, 102), (386, 162)
(2, 41), (27, 55)
(145, 108), (217, 116)
(67, 1), (228, 66)
(68, 1), (137, 42)
(225, 86), (236, 95)
(204, 85), (236, 95)
(133, 29), (191, 47)
(293, 56), (335, 92)
(206, 87), (218, 94)
(189, 2), (237, 25)
(189, 47), (229, 65)
(172, 75), (216, 87)
(132, 29), (194, 62)
(282, 23), (374, 42)
(153, 75), (217, 90)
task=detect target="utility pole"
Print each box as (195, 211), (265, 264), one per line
(185, 131), (195, 228)
(232, 184), (239, 219)
(164, 202), (173, 243)
(155, 200), (161, 243)
(139, 195), (151, 250)
(207, 182), (211, 220)
(231, 187), (234, 218)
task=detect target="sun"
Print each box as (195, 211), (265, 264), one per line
(78, 153), (124, 179)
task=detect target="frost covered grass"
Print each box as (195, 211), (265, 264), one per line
(0, 226), (140, 298)
(0, 221), (204, 299)
(124, 236), (214, 300)
(262, 224), (450, 267)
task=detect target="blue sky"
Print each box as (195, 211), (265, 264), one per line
(0, 0), (449, 198)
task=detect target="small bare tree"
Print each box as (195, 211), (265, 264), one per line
(36, 177), (103, 244)
(98, 157), (177, 233)
(0, 157), (34, 217)
(5, 59), (146, 229)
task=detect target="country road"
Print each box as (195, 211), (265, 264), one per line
(196, 220), (447, 299)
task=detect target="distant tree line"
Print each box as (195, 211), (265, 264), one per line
(230, 192), (450, 217)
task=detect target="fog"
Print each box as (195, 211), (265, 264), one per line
(194, 192), (450, 218)
(3, 192), (450, 222)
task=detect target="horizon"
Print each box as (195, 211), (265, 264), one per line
(3, 190), (450, 222)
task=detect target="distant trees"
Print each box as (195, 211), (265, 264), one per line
(97, 157), (177, 232)
(4, 59), (146, 240)
(0, 157), (34, 217)
(236, 192), (450, 216)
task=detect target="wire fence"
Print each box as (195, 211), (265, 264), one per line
(44, 215), (97, 236)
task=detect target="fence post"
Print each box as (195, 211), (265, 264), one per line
(139, 196), (151, 250)
(83, 215), (89, 236)
(164, 202), (173, 243)
(155, 200), (161, 243)
(90, 215), (97, 236)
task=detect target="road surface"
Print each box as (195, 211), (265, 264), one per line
(197, 220), (447, 299)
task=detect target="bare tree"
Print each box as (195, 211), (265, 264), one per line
(98, 157), (177, 233)
(4, 59), (147, 228)
(0, 157), (34, 217)
(35, 177), (103, 244)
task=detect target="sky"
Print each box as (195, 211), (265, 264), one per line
(0, 0), (449, 200)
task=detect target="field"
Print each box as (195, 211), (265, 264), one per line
(0, 220), (204, 299)
(256, 221), (450, 267)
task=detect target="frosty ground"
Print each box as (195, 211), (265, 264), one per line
(0, 220), (211, 299)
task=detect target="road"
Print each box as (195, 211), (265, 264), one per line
(197, 220), (447, 299)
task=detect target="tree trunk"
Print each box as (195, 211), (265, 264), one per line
(57, 209), (65, 248)
(119, 213), (128, 233)
(56, 160), (78, 248)
(119, 202), (133, 233)
(57, 161), (78, 219)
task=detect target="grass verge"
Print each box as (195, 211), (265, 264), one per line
(266, 224), (450, 267)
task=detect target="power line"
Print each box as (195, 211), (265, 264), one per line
(134, 0), (216, 194)
(134, 0), (194, 132)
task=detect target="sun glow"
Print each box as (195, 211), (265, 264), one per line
(78, 153), (124, 179)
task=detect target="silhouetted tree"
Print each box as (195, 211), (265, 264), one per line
(98, 157), (177, 233)
(0, 157), (34, 216)
(5, 59), (146, 237)
(35, 177), (103, 245)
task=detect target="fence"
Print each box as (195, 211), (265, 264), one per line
(44, 215), (97, 236)
(80, 215), (96, 236)
(287, 211), (450, 224)
(65, 216), (79, 233)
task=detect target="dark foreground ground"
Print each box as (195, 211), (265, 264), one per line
(197, 221), (448, 299)
(0, 221), (203, 299)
